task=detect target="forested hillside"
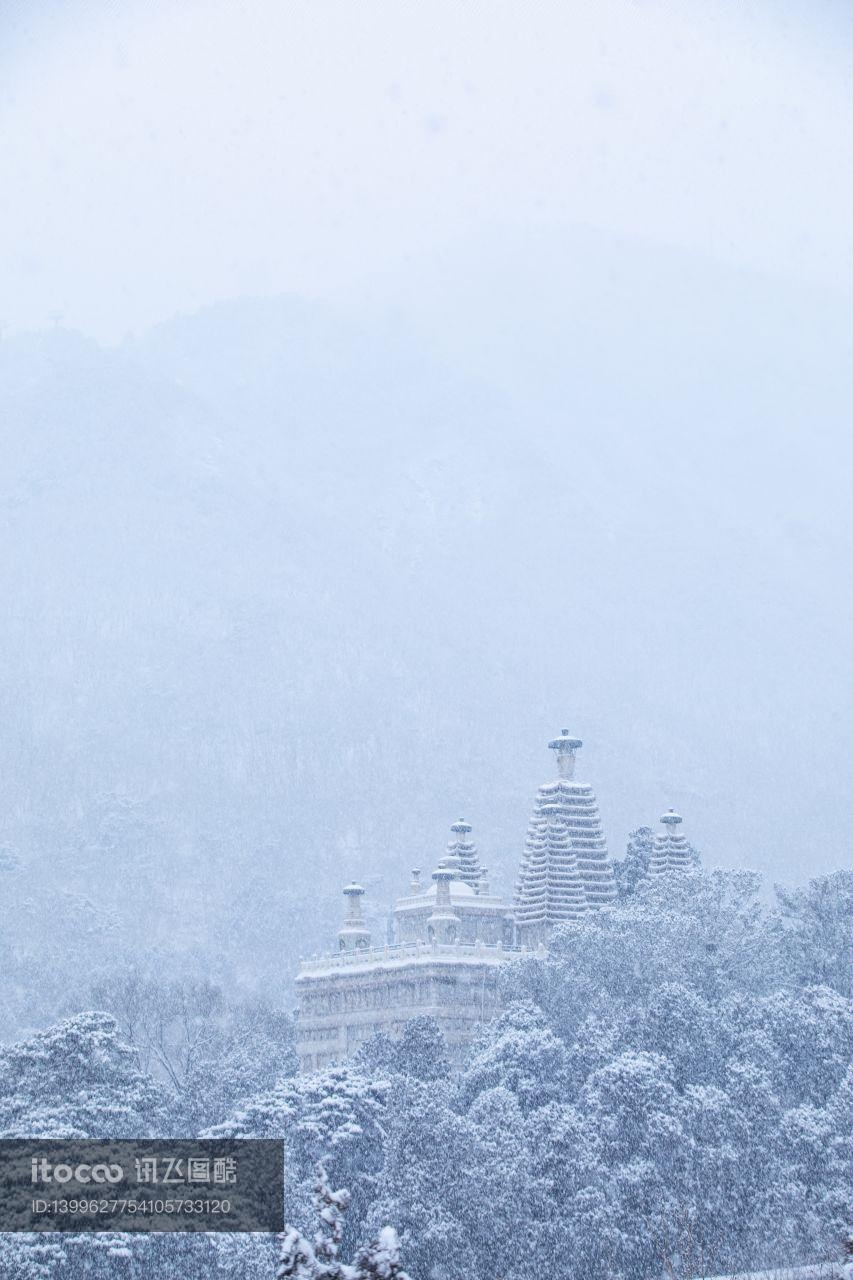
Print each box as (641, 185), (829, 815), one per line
(1, 868), (850, 1279)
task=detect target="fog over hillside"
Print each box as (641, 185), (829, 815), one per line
(2, 7), (853, 1279)
(1, 226), (850, 1029)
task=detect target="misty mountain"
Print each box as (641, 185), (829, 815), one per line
(1, 232), (850, 1028)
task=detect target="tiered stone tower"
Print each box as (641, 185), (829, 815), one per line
(514, 729), (615, 946)
(648, 809), (693, 876)
(445, 819), (483, 890)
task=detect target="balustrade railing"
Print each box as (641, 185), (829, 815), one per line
(298, 937), (521, 974)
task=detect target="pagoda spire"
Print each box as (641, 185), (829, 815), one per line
(444, 818), (485, 892)
(514, 727), (615, 946)
(549, 728), (582, 779)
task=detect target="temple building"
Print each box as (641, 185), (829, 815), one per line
(294, 819), (514, 1071)
(394, 821), (512, 948)
(294, 728), (678, 1072)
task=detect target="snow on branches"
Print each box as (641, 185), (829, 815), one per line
(278, 1162), (410, 1280)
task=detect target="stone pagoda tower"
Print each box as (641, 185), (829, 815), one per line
(514, 728), (616, 946)
(444, 818), (484, 891)
(648, 809), (694, 876)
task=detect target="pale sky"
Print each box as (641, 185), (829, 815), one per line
(2, 0), (853, 341)
(2, 0), (852, 897)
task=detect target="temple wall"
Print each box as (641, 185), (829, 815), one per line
(295, 954), (506, 1071)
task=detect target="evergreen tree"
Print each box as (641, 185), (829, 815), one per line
(393, 1016), (451, 1082)
(612, 825), (654, 898)
(352, 1228), (411, 1280)
(459, 1000), (570, 1113)
(210, 1063), (390, 1257)
(352, 1017), (450, 1082)
(278, 1163), (352, 1280)
(278, 1163), (411, 1280)
(352, 1030), (398, 1078)
(773, 869), (853, 997)
(0, 1011), (164, 1137)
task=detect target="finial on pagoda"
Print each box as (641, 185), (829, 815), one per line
(548, 727), (582, 779)
(409, 868), (423, 894)
(660, 808), (682, 827)
(450, 818), (472, 835)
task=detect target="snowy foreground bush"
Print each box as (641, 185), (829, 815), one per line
(0, 868), (850, 1279)
(277, 1163), (410, 1280)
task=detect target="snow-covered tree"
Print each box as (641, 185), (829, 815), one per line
(210, 1062), (390, 1256)
(392, 1017), (451, 1082)
(278, 1163), (352, 1280)
(612, 825), (654, 898)
(773, 869), (853, 997)
(366, 1079), (480, 1280)
(0, 1011), (164, 1137)
(353, 1016), (450, 1083)
(278, 1163), (411, 1280)
(0, 1237), (68, 1280)
(352, 1228), (411, 1280)
(90, 970), (298, 1131)
(458, 1000), (571, 1114)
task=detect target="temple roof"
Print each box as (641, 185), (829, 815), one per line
(395, 877), (508, 912)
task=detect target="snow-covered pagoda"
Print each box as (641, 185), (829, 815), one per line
(294, 729), (623, 1071)
(513, 728), (616, 946)
(648, 808), (694, 876)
